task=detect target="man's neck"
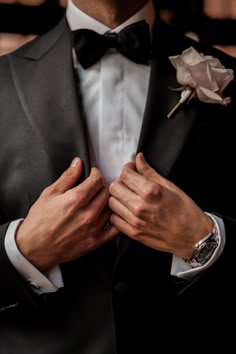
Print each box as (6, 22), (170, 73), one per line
(72, 0), (150, 28)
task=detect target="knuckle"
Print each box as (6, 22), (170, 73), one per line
(109, 181), (116, 194)
(77, 190), (88, 206)
(130, 227), (142, 239)
(82, 211), (95, 227)
(66, 192), (79, 209)
(41, 186), (53, 198)
(142, 182), (161, 200)
(131, 216), (146, 229)
(91, 168), (103, 185)
(132, 201), (146, 218)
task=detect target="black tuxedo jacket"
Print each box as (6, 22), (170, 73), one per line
(0, 16), (236, 354)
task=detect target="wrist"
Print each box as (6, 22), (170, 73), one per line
(15, 222), (54, 272)
(177, 214), (214, 259)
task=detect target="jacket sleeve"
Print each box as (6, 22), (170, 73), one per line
(0, 222), (40, 310)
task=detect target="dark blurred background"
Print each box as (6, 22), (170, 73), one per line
(1, 0), (236, 56)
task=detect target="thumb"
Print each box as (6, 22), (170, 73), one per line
(136, 153), (168, 187)
(50, 157), (83, 194)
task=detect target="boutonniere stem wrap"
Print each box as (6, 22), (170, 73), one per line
(167, 46), (234, 119)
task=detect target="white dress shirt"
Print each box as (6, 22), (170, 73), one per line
(4, 0), (225, 294)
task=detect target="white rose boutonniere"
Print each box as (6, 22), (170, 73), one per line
(167, 46), (234, 118)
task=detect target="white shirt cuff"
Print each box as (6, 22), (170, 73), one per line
(4, 219), (64, 295)
(171, 213), (225, 280)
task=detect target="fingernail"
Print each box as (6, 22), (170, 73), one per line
(71, 157), (80, 167)
(138, 152), (145, 160)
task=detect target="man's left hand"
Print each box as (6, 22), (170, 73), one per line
(109, 152), (213, 259)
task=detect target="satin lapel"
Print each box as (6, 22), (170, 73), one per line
(116, 20), (198, 267)
(137, 21), (197, 178)
(9, 17), (90, 180)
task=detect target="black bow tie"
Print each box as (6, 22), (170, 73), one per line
(72, 20), (151, 69)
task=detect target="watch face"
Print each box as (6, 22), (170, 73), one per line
(195, 240), (218, 265)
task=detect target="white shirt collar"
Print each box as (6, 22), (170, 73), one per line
(66, 0), (155, 34)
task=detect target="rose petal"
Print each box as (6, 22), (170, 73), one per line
(176, 65), (197, 87)
(187, 61), (219, 91)
(202, 56), (224, 69)
(210, 67), (234, 92)
(196, 86), (229, 104)
(181, 47), (203, 66)
(168, 55), (184, 70)
(169, 56), (197, 87)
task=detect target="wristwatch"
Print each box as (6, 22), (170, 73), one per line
(184, 224), (219, 268)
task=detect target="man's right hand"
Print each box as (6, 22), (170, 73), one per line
(15, 157), (119, 271)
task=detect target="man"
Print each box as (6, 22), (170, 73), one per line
(0, 0), (235, 353)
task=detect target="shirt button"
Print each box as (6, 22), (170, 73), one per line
(29, 281), (40, 290)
